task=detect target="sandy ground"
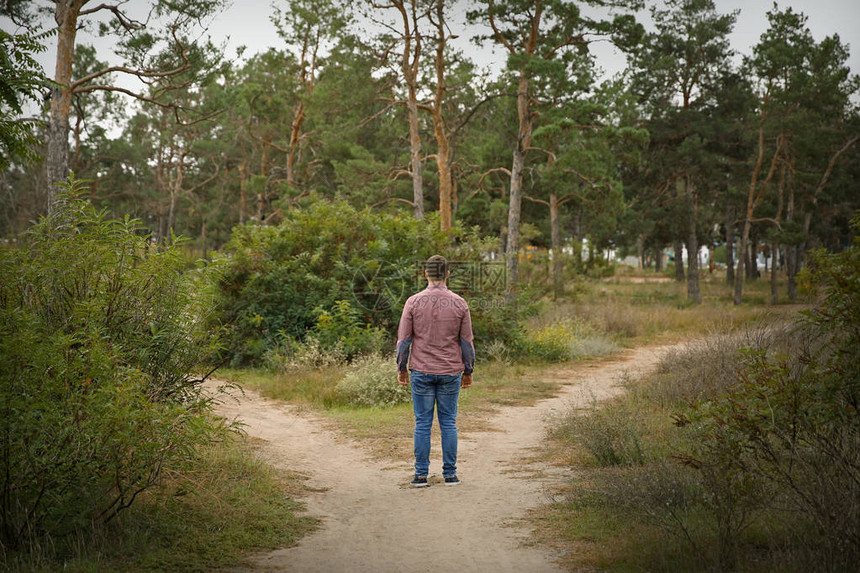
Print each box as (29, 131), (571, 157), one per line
(213, 344), (673, 573)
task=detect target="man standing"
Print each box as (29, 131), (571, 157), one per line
(397, 255), (475, 487)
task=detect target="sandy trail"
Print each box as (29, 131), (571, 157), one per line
(214, 344), (673, 572)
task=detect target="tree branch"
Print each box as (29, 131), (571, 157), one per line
(476, 166), (512, 192)
(245, 93), (289, 153)
(750, 216), (783, 229)
(811, 135), (859, 203)
(70, 25), (191, 90)
(451, 92), (509, 140)
(486, 0), (516, 54)
(369, 196), (415, 209)
(186, 157), (224, 195)
(523, 195), (550, 207)
(560, 167), (595, 186)
(73, 83), (177, 108)
(78, 3), (145, 32)
(526, 145), (556, 163)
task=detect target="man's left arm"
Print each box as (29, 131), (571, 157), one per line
(396, 301), (413, 385)
(459, 305), (475, 387)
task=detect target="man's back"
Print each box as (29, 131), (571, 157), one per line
(397, 282), (473, 375)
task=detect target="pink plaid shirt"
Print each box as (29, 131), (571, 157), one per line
(396, 283), (475, 375)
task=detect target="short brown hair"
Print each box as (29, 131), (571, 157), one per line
(425, 255), (448, 280)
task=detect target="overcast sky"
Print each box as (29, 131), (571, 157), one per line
(4, 1), (859, 95)
(205, 0), (860, 79)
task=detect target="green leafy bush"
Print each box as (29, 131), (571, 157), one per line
(335, 353), (411, 407)
(0, 184), (226, 550)
(310, 300), (387, 358)
(618, 216), (860, 569)
(212, 201), (451, 365)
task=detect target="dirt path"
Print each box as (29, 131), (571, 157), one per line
(214, 344), (673, 572)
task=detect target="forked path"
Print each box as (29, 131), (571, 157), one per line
(215, 344), (673, 572)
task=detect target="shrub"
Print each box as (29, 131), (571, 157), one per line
(335, 353), (411, 407)
(310, 300), (387, 359)
(582, 461), (709, 561)
(663, 217), (860, 569)
(0, 184), (227, 550)
(483, 339), (511, 364)
(553, 399), (646, 466)
(264, 334), (347, 373)
(212, 201), (451, 365)
(521, 318), (620, 362)
(648, 321), (793, 407)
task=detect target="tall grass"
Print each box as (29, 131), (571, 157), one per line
(2, 437), (317, 572)
(542, 313), (858, 572)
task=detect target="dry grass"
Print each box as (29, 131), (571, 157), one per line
(538, 306), (858, 572)
(3, 438), (318, 572)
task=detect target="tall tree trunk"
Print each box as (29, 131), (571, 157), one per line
(505, 71), (532, 304)
(572, 205), (583, 270)
(286, 100), (305, 188)
(786, 245), (799, 300)
(747, 226), (758, 281)
(725, 201), (735, 286)
(685, 182), (702, 304)
(238, 160), (248, 224)
(394, 0), (424, 220)
(167, 163), (183, 241)
(407, 97), (424, 219)
(550, 192), (563, 299)
(655, 248), (663, 273)
(435, 136), (453, 231)
(733, 218), (754, 306)
(673, 241), (685, 282)
(734, 118), (782, 305)
(431, 0), (452, 232)
(770, 242), (779, 304)
(636, 234), (645, 270)
(506, 145), (525, 302)
(46, 1), (84, 209)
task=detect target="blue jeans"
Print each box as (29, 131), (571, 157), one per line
(410, 371), (461, 478)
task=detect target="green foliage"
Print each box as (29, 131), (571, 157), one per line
(0, 27), (49, 168)
(660, 222), (860, 568)
(335, 354), (411, 408)
(520, 318), (620, 362)
(212, 200), (450, 365)
(0, 181), (227, 550)
(310, 300), (387, 359)
(3, 438), (316, 571)
(546, 218), (860, 570)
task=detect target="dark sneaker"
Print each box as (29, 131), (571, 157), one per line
(410, 476), (429, 488)
(444, 476), (460, 486)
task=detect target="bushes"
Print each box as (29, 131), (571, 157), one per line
(0, 185), (227, 551)
(547, 215), (860, 570)
(552, 400), (646, 467)
(335, 354), (411, 407)
(521, 318), (620, 362)
(555, 324), (857, 565)
(212, 201), (451, 365)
